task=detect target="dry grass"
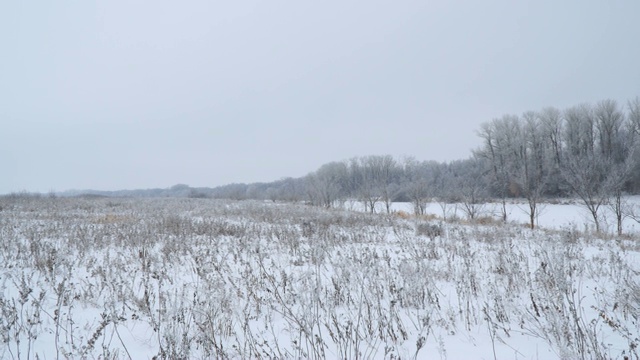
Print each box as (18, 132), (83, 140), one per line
(0, 196), (637, 359)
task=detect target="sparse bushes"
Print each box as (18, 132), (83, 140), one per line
(415, 222), (442, 240)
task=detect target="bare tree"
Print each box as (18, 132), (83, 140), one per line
(560, 102), (632, 233)
(629, 97), (640, 137)
(539, 107), (563, 165)
(564, 104), (596, 157)
(595, 100), (635, 235)
(357, 155), (400, 213)
(430, 162), (456, 221)
(451, 157), (488, 221)
(403, 157), (431, 216)
(625, 97), (640, 194)
(562, 156), (611, 232)
(594, 99), (625, 160)
(476, 115), (527, 223)
(607, 154), (636, 235)
(515, 111), (549, 229)
(476, 120), (509, 222)
(306, 162), (348, 208)
(358, 156), (382, 213)
(539, 107), (565, 196)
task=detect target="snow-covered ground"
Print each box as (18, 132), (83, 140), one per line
(0, 196), (638, 359)
(347, 197), (640, 235)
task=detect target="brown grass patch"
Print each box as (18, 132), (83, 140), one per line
(417, 213), (440, 222)
(394, 210), (412, 219)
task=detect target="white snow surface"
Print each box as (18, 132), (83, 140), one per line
(349, 197), (640, 234)
(0, 196), (639, 359)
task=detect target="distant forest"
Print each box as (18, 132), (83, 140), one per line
(49, 97), (640, 231)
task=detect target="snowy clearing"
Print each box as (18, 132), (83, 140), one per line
(346, 198), (640, 235)
(0, 197), (639, 359)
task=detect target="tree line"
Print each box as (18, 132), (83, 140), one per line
(211, 97), (640, 231)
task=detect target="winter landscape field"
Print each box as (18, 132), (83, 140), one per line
(1, 195), (638, 360)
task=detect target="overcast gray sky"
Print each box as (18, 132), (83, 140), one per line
(1, 1), (639, 193)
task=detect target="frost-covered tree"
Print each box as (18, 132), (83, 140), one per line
(595, 100), (630, 234)
(476, 120), (510, 221)
(430, 161), (457, 221)
(306, 162), (348, 208)
(357, 156), (382, 213)
(629, 97), (640, 137)
(377, 155), (399, 214)
(538, 107), (565, 196)
(516, 111), (549, 229)
(560, 104), (608, 232)
(477, 112), (549, 228)
(352, 155), (401, 213)
(450, 157), (488, 220)
(402, 157), (431, 215)
(559, 101), (635, 233)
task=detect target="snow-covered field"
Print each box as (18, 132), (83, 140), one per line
(0, 196), (639, 359)
(348, 197), (640, 235)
